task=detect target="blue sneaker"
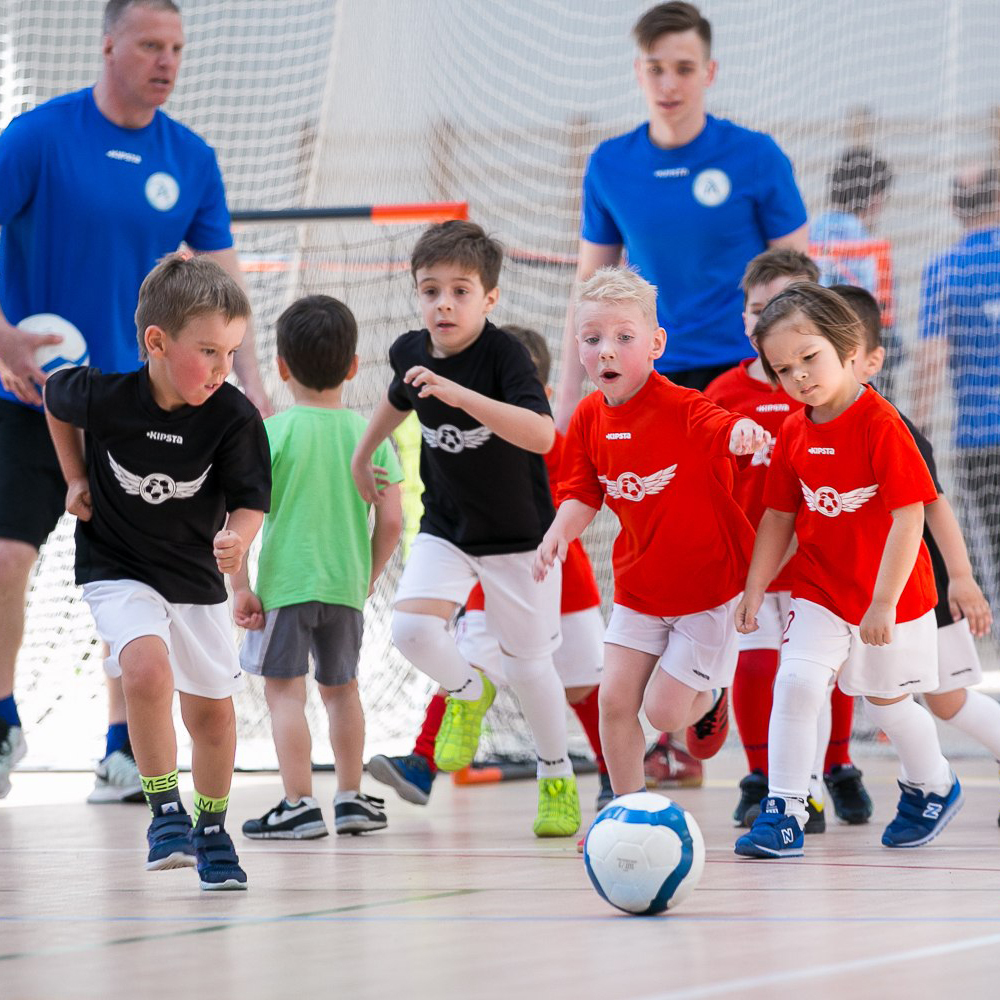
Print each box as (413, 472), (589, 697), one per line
(734, 797), (805, 858)
(193, 826), (248, 891)
(145, 807), (196, 871)
(367, 753), (435, 805)
(881, 776), (963, 848)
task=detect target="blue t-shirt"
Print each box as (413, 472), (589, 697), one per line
(0, 88), (233, 409)
(810, 211), (877, 293)
(918, 226), (1000, 450)
(582, 115), (807, 373)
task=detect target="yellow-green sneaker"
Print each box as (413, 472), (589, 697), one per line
(533, 775), (581, 837)
(433, 672), (496, 772)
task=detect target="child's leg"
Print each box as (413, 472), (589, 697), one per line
(732, 648), (779, 773)
(812, 683), (833, 802)
(500, 650), (570, 778)
(824, 686), (855, 772)
(179, 692), (237, 830)
(318, 679), (365, 793)
(863, 695), (952, 794)
(555, 607), (606, 773)
(566, 685), (605, 772)
(264, 676), (312, 802)
(413, 691), (447, 767)
(600, 643), (659, 795)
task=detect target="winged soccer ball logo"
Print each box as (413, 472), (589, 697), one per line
(420, 422), (492, 454)
(108, 453), (211, 505)
(599, 465), (677, 502)
(800, 479), (878, 518)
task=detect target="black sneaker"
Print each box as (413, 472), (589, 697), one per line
(804, 794), (826, 834)
(335, 792), (387, 835)
(824, 765), (874, 824)
(242, 797), (328, 840)
(595, 771), (614, 811)
(733, 770), (768, 827)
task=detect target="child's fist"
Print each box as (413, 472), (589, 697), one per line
(213, 529), (246, 575)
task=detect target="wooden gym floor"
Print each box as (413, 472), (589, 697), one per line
(2, 751), (999, 1000)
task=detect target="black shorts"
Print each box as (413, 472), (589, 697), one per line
(0, 399), (66, 549)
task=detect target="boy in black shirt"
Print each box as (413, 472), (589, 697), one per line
(44, 255), (270, 891)
(352, 221), (580, 837)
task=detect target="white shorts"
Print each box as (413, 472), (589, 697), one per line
(782, 598), (938, 698)
(456, 606), (604, 688)
(738, 591), (791, 652)
(394, 533), (561, 658)
(933, 618), (983, 693)
(604, 598), (740, 693)
(82, 579), (243, 700)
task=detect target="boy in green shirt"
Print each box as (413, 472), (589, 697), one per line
(235, 295), (403, 837)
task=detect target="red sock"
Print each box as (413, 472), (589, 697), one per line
(412, 693), (447, 774)
(732, 648), (779, 774)
(570, 687), (606, 774)
(825, 686), (854, 772)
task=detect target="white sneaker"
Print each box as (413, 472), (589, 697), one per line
(0, 723), (26, 799)
(88, 747), (145, 804)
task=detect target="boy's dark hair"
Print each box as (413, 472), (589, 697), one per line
(829, 146), (893, 215)
(754, 282), (864, 384)
(104, 0), (179, 34)
(503, 325), (551, 385)
(276, 295), (358, 391)
(829, 284), (881, 353)
(741, 248), (820, 303)
(952, 166), (1000, 222)
(633, 2), (711, 56)
(410, 220), (503, 292)
(135, 254), (250, 360)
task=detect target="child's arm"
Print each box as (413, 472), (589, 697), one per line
(404, 367), (554, 454)
(533, 499), (598, 581)
(729, 418), (771, 456)
(43, 392), (92, 521)
(231, 560), (264, 631)
(369, 482), (403, 596)
(859, 502), (926, 647)
(736, 508), (796, 633)
(214, 507), (264, 576)
(352, 395), (409, 504)
(925, 495), (994, 637)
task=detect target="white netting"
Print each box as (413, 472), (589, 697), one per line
(4, 0), (999, 768)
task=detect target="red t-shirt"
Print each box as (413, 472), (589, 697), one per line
(764, 386), (938, 626)
(559, 373), (755, 617)
(705, 359), (803, 592)
(466, 431), (601, 615)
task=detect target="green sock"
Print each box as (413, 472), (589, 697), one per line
(141, 770), (183, 817)
(193, 790), (230, 833)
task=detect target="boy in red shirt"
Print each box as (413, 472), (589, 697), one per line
(535, 267), (769, 797)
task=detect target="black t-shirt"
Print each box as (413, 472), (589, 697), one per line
(387, 321), (554, 555)
(45, 366), (271, 604)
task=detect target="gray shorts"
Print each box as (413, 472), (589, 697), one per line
(239, 602), (363, 687)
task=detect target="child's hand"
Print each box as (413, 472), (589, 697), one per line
(729, 418), (771, 456)
(351, 456), (384, 505)
(532, 532), (567, 582)
(860, 600), (895, 646)
(404, 366), (466, 407)
(213, 528), (246, 575)
(735, 592), (763, 634)
(948, 573), (993, 638)
(65, 476), (92, 521)
(233, 589), (265, 630)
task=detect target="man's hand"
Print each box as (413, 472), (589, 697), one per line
(65, 476), (92, 521)
(233, 588), (265, 630)
(0, 323), (62, 406)
(213, 528), (247, 575)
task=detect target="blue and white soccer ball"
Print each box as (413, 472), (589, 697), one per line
(584, 791), (705, 915)
(18, 313), (89, 375)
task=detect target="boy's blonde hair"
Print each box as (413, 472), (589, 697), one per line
(135, 254), (251, 360)
(575, 267), (658, 328)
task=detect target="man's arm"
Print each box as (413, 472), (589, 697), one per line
(554, 240), (623, 432)
(767, 222), (810, 252)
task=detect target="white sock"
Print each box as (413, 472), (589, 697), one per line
(863, 697), (952, 795)
(391, 611), (483, 700)
(810, 684), (833, 803)
(947, 689), (1000, 761)
(334, 790), (358, 805)
(501, 652), (572, 778)
(767, 657), (834, 826)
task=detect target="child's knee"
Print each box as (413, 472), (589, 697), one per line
(118, 636), (172, 694)
(391, 610), (446, 659)
(318, 678), (359, 707)
(773, 659), (833, 716)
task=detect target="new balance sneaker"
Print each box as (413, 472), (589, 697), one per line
(595, 770), (614, 811)
(434, 673), (496, 772)
(335, 792), (387, 835)
(824, 764), (874, 824)
(686, 689), (730, 760)
(242, 797), (328, 840)
(367, 753), (435, 805)
(0, 722), (26, 799)
(744, 792), (826, 835)
(145, 806), (196, 871)
(881, 776), (963, 848)
(733, 770), (768, 827)
(193, 826), (247, 890)
(643, 736), (704, 789)
(735, 797), (805, 858)
(87, 744), (144, 804)
(533, 775), (581, 837)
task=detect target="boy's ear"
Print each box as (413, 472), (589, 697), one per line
(484, 286), (499, 313)
(144, 325), (167, 358)
(345, 354), (360, 382)
(276, 356), (291, 383)
(651, 326), (667, 361)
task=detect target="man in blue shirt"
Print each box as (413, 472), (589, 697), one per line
(0, 0), (271, 801)
(555, 1), (808, 429)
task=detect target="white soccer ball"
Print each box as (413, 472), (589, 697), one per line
(18, 313), (89, 375)
(583, 791), (705, 915)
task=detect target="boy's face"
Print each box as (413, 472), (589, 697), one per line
(762, 315), (857, 409)
(415, 263), (498, 358)
(634, 30), (716, 136)
(145, 312), (246, 410)
(744, 275), (803, 339)
(576, 299), (665, 407)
